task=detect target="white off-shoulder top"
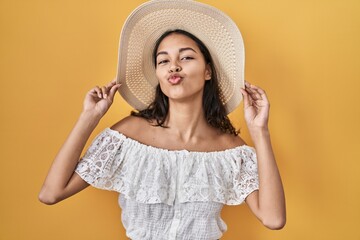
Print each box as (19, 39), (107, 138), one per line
(75, 128), (259, 240)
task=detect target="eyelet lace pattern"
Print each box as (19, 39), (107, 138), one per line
(75, 128), (259, 239)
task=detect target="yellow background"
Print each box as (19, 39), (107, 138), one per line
(1, 0), (359, 239)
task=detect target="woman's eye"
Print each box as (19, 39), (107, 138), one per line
(158, 60), (169, 65)
(181, 56), (194, 61)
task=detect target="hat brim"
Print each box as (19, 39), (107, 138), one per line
(116, 0), (245, 114)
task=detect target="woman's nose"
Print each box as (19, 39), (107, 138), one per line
(169, 65), (182, 73)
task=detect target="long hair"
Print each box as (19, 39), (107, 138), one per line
(131, 29), (239, 136)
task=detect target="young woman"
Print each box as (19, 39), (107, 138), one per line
(39, 1), (285, 239)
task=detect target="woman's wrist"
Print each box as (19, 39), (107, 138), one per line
(248, 126), (270, 141)
(78, 111), (102, 129)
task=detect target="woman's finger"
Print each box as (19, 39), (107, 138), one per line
(106, 78), (117, 88)
(245, 82), (256, 93)
(108, 83), (121, 100)
(241, 87), (251, 108)
(248, 83), (265, 94)
(101, 86), (108, 99)
(250, 85), (269, 104)
(92, 86), (102, 98)
(247, 84), (265, 101)
(258, 89), (269, 104)
(255, 86), (267, 97)
(245, 88), (259, 101)
(244, 80), (269, 102)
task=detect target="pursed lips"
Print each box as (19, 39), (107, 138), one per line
(168, 74), (183, 85)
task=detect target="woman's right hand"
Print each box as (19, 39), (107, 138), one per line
(83, 79), (121, 118)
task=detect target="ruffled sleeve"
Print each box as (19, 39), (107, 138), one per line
(231, 146), (259, 204)
(178, 146), (259, 206)
(75, 128), (177, 205)
(75, 128), (126, 191)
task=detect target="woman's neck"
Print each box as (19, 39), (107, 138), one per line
(164, 99), (209, 143)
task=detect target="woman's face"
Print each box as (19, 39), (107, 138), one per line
(155, 33), (211, 103)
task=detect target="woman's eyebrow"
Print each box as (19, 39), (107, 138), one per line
(156, 47), (197, 58)
(156, 51), (168, 57)
(179, 47), (197, 53)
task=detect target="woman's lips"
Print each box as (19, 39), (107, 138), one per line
(168, 76), (182, 84)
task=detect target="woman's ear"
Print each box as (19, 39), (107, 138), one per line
(205, 63), (212, 80)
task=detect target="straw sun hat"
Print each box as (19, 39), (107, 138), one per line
(116, 0), (245, 114)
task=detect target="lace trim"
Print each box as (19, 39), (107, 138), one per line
(75, 128), (259, 206)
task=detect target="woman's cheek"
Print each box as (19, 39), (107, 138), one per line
(158, 81), (170, 96)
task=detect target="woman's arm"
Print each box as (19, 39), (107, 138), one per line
(38, 80), (121, 205)
(240, 81), (286, 229)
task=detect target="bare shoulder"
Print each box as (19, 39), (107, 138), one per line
(216, 131), (247, 149)
(110, 115), (152, 139)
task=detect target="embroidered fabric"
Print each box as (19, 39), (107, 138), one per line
(75, 128), (259, 240)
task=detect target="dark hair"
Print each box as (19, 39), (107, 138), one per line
(131, 29), (239, 136)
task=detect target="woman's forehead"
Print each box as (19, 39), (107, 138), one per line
(157, 33), (200, 53)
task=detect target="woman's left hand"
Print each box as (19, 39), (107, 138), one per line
(240, 81), (270, 131)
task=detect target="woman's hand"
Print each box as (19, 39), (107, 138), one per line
(83, 79), (121, 118)
(240, 81), (270, 131)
